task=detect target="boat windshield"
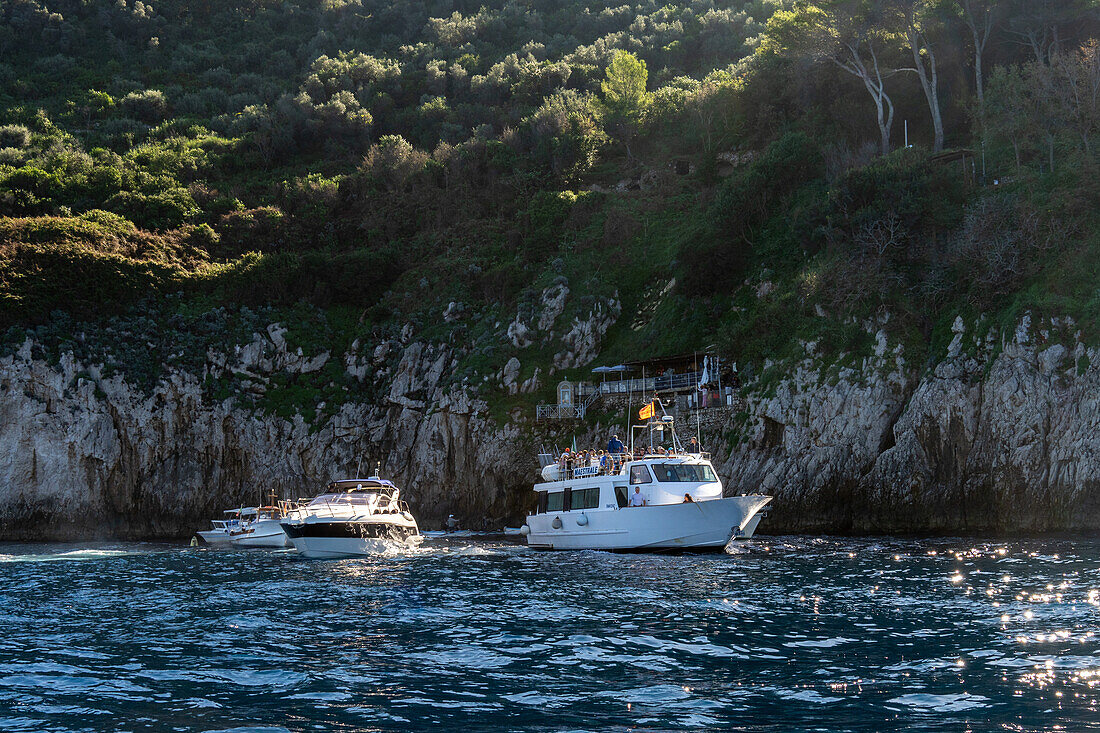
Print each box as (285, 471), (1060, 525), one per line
(651, 463), (717, 483)
(307, 492), (385, 508)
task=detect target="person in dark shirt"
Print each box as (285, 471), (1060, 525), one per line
(607, 434), (624, 455)
(686, 437), (702, 454)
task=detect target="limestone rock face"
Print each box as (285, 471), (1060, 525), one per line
(0, 337), (532, 540)
(501, 357), (521, 395)
(553, 297), (621, 369)
(721, 315), (1100, 534)
(5, 313), (1100, 540)
(537, 282), (569, 332)
(506, 315), (533, 348)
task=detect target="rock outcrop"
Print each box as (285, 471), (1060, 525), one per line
(3, 313), (1100, 540)
(722, 315), (1100, 534)
(0, 334), (531, 540)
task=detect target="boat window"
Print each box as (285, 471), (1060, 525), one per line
(570, 488), (600, 511)
(546, 491), (564, 512)
(562, 486), (572, 511)
(629, 465), (653, 484)
(651, 463), (718, 483)
(614, 486), (628, 508)
(537, 491), (548, 514)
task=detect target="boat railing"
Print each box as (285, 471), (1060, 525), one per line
(546, 450), (714, 481)
(298, 493), (408, 519)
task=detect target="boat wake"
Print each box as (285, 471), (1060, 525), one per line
(0, 547), (148, 563)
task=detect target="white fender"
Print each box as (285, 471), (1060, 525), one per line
(520, 525), (530, 535)
(576, 514), (589, 526)
(551, 517), (563, 529)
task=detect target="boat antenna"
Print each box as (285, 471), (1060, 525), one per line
(695, 351), (702, 451)
(626, 368), (633, 456)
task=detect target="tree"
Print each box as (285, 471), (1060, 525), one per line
(984, 65), (1033, 170)
(765, 1), (902, 155)
(1006, 0), (1094, 64)
(957, 0), (997, 110)
(600, 50), (651, 123)
(897, 0), (945, 151)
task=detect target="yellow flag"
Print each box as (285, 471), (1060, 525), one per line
(638, 401), (655, 420)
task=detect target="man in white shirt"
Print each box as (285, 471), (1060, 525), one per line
(629, 487), (646, 507)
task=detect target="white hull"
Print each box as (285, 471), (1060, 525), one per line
(229, 519), (291, 548)
(287, 535), (420, 559)
(526, 495), (771, 552)
(195, 529), (234, 544)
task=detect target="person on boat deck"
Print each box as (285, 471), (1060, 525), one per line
(629, 486), (647, 507)
(687, 437), (701, 454)
(608, 434), (625, 456)
(683, 493), (695, 503)
(559, 449), (572, 472)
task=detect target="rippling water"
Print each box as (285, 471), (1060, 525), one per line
(1, 536), (1099, 731)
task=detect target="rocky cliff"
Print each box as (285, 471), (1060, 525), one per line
(725, 314), (1100, 534)
(0, 330), (530, 540)
(2, 312), (1099, 540)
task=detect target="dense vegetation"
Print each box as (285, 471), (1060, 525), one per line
(3, 0), (1100, 416)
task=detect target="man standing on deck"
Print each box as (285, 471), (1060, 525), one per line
(686, 437), (701, 454)
(608, 434), (624, 456)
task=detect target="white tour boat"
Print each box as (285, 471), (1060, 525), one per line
(521, 414), (771, 552)
(280, 477), (421, 559)
(193, 509), (246, 545)
(228, 505), (294, 548)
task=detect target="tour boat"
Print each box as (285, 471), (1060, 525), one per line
(521, 415), (771, 552)
(193, 509), (246, 545)
(228, 505), (293, 548)
(280, 477), (421, 559)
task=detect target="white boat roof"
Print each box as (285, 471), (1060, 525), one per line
(327, 477), (398, 492)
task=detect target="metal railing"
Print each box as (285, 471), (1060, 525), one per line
(543, 450), (714, 480)
(578, 371), (703, 397)
(536, 403), (584, 420)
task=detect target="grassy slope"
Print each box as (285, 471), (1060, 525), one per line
(3, 2), (1100, 424)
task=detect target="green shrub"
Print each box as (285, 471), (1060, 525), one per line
(0, 125), (30, 149)
(120, 90), (169, 123)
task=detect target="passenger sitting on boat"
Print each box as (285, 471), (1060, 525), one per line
(687, 437), (701, 454)
(683, 493), (695, 503)
(629, 487), (647, 507)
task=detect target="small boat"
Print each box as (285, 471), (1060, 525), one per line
(280, 477), (421, 559)
(228, 505), (294, 548)
(521, 411), (771, 552)
(193, 509), (246, 545)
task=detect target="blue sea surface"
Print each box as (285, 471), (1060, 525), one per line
(0, 536), (1098, 732)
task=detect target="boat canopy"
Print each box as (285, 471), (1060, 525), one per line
(328, 478), (398, 492)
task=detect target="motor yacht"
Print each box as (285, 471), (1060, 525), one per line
(521, 412), (771, 552)
(280, 477), (421, 559)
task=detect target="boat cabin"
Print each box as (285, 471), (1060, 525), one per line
(304, 478), (407, 516)
(533, 454), (722, 516)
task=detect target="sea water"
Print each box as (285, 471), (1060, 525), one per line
(0, 536), (1098, 732)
